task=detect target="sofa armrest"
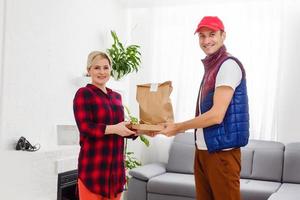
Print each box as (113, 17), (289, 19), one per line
(129, 163), (166, 181)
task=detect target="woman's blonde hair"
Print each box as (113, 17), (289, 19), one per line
(86, 51), (112, 72)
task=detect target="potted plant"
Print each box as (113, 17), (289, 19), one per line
(106, 31), (141, 80)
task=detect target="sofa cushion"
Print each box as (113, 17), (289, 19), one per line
(243, 140), (284, 182)
(251, 149), (284, 182)
(268, 183), (300, 200)
(147, 173), (196, 198)
(166, 132), (195, 174)
(166, 142), (195, 174)
(172, 132), (195, 145)
(129, 163), (166, 181)
(240, 148), (253, 178)
(282, 143), (300, 183)
(240, 179), (281, 200)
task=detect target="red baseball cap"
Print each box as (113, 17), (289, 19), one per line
(194, 16), (224, 34)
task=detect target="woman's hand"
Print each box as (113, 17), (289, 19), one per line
(105, 121), (136, 137)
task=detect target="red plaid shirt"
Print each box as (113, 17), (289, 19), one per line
(73, 84), (126, 197)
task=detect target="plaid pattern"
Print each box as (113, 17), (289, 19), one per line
(73, 84), (126, 197)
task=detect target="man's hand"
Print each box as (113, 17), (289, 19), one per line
(160, 123), (182, 137)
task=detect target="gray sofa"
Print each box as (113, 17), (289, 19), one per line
(127, 132), (300, 200)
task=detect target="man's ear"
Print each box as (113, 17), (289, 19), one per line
(222, 31), (226, 41)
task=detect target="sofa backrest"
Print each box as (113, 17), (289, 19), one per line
(166, 132), (195, 174)
(282, 142), (300, 183)
(241, 139), (285, 182)
(166, 135), (287, 181)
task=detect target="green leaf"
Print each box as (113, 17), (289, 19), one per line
(124, 105), (139, 125)
(139, 135), (150, 147)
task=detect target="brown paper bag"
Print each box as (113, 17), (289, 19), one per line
(136, 81), (174, 126)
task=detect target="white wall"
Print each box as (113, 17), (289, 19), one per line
(0, 0), (5, 144)
(0, 0), (128, 150)
(277, 0), (300, 143)
(0, 0), (5, 147)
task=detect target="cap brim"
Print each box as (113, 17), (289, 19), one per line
(194, 25), (220, 34)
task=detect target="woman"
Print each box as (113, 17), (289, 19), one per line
(73, 51), (136, 200)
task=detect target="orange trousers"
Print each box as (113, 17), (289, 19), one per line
(194, 148), (241, 200)
(78, 179), (122, 200)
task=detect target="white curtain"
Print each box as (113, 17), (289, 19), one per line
(128, 0), (282, 163)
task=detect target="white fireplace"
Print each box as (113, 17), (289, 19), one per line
(0, 125), (80, 200)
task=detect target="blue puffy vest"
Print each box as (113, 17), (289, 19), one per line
(195, 46), (249, 152)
